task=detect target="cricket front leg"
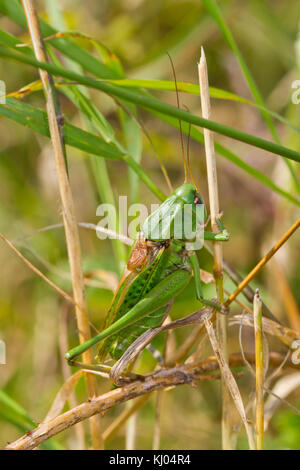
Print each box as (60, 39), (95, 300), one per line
(204, 217), (230, 242)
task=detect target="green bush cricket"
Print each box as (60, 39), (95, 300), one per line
(65, 68), (230, 375)
(65, 183), (229, 366)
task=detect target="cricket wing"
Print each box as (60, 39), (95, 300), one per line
(98, 244), (168, 361)
(142, 195), (185, 241)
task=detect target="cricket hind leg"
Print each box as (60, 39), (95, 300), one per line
(110, 301), (174, 385)
(145, 298), (174, 367)
(109, 295), (174, 363)
(68, 301), (174, 386)
(65, 268), (191, 362)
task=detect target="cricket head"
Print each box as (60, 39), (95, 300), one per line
(173, 183), (204, 208)
(142, 183), (207, 245)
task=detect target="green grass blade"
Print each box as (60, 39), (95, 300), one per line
(153, 110), (300, 207)
(100, 78), (300, 137)
(99, 78), (247, 101)
(0, 97), (165, 201)
(2, 0), (299, 144)
(0, 389), (34, 427)
(0, 97), (124, 159)
(5, 74), (300, 140)
(202, 0), (279, 141)
(0, 0), (118, 79)
(202, 0), (300, 193)
(0, 390), (62, 450)
(2, 1), (298, 140)
(2, 0), (299, 142)
(1, 45), (300, 164)
(6, 71), (300, 139)
(0, 29), (32, 56)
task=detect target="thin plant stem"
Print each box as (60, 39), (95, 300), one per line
(0, 232), (75, 305)
(225, 218), (300, 307)
(48, 50), (127, 273)
(203, 315), (256, 450)
(21, 0), (102, 449)
(253, 290), (264, 450)
(199, 47), (230, 450)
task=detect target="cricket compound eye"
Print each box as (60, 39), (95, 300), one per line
(194, 195), (203, 205)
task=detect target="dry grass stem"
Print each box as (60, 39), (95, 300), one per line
(225, 218), (300, 307)
(203, 314), (256, 450)
(199, 46), (230, 450)
(4, 361), (222, 450)
(21, 0), (102, 449)
(15, 222), (134, 246)
(229, 314), (299, 347)
(253, 290), (264, 450)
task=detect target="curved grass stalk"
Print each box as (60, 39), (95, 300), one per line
(6, 75), (300, 142)
(0, 92), (300, 206)
(1, 46), (300, 165)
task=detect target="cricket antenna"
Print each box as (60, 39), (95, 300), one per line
(166, 52), (188, 184)
(183, 105), (199, 192)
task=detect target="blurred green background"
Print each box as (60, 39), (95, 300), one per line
(0, 0), (300, 449)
